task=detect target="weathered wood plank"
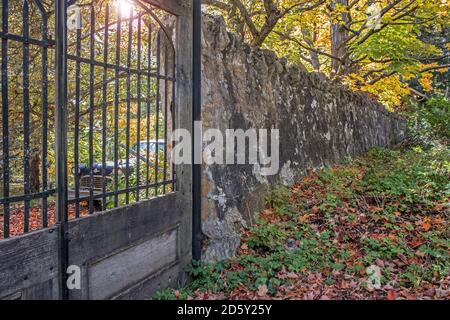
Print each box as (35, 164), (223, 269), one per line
(0, 0), (193, 301)
(174, 0), (193, 269)
(68, 192), (181, 263)
(0, 227), (60, 299)
(67, 193), (183, 299)
(22, 278), (59, 300)
(114, 262), (187, 300)
(88, 228), (178, 300)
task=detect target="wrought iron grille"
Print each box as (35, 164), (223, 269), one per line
(0, 0), (176, 239)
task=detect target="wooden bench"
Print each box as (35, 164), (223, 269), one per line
(68, 175), (113, 210)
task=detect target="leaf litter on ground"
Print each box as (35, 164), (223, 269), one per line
(154, 145), (450, 300)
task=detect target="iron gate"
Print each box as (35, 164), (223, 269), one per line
(0, 0), (193, 300)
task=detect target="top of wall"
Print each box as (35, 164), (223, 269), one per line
(201, 14), (403, 121)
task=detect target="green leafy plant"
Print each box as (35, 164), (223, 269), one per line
(153, 144), (449, 300)
(265, 185), (291, 209)
(404, 95), (450, 143)
(247, 220), (288, 251)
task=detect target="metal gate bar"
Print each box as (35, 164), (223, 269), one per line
(1, 0), (55, 239)
(55, 0), (69, 300)
(0, 0), (194, 301)
(0, 0), (176, 239)
(1, 0), (9, 238)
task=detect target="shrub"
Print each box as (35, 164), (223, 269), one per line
(404, 95), (450, 143)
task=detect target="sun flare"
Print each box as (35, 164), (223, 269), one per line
(117, 0), (134, 17)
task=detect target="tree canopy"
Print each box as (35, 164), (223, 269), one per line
(204, 0), (450, 109)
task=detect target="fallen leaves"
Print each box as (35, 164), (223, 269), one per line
(158, 147), (450, 301)
(0, 203), (89, 238)
(422, 217), (432, 232)
(286, 272), (299, 280)
(387, 290), (397, 300)
(257, 284), (268, 297)
(415, 250), (426, 258)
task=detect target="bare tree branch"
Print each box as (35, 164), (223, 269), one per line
(275, 31), (343, 63)
(202, 0), (231, 11)
(368, 71), (397, 84)
(420, 64), (450, 73)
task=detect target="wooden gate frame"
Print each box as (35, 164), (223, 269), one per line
(0, 0), (193, 300)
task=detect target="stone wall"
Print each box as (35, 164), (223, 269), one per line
(200, 15), (405, 262)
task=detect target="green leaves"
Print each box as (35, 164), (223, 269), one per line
(247, 220), (288, 251)
(153, 144), (449, 300)
(206, 0), (449, 109)
(265, 185), (292, 209)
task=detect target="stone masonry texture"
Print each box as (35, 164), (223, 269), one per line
(200, 15), (405, 262)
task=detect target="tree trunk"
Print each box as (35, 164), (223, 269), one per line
(251, 13), (279, 47)
(330, 0), (350, 78)
(310, 51), (321, 72)
(30, 151), (40, 193)
(303, 28), (321, 72)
